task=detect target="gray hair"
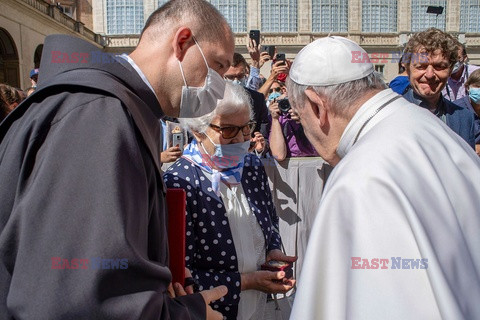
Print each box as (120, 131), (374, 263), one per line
(287, 71), (387, 117)
(180, 82), (254, 133)
(140, 0), (233, 45)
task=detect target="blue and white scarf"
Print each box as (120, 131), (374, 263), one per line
(182, 139), (245, 196)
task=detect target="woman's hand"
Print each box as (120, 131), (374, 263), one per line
(160, 146), (183, 163)
(266, 249), (297, 265)
(250, 132), (266, 153)
(258, 52), (271, 69)
(241, 270), (295, 294)
(288, 108), (301, 123)
(269, 100), (281, 120)
(269, 60), (289, 81)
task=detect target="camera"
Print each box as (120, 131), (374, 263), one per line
(261, 260), (293, 280)
(277, 98), (291, 114)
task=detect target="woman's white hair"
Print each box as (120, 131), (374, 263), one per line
(287, 71), (387, 117)
(180, 81), (254, 133)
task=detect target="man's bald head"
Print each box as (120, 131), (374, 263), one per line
(140, 0), (233, 46)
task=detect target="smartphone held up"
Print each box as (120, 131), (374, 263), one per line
(249, 29), (260, 46)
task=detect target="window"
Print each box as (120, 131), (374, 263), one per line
(375, 64), (385, 75)
(362, 0), (397, 32)
(312, 0), (348, 32)
(411, 0), (446, 32)
(63, 5), (75, 18)
(261, 0), (297, 32)
(209, 1), (247, 33)
(460, 0), (480, 33)
(158, 0), (168, 6)
(106, 0), (144, 35)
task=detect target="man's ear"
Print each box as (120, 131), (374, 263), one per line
(305, 88), (328, 127)
(404, 63), (412, 77)
(172, 27), (195, 61)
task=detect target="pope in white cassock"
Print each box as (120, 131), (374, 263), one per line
(287, 37), (480, 319)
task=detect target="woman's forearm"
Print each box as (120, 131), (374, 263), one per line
(269, 119), (287, 161)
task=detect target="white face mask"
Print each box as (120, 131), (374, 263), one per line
(177, 37), (226, 118)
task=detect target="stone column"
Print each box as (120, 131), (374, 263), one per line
(298, 0), (310, 33)
(143, 0), (155, 23)
(348, 0), (361, 33)
(92, 0), (105, 34)
(446, 0), (460, 33)
(397, 0), (411, 33)
(247, 0), (260, 31)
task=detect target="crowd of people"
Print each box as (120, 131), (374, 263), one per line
(0, 0), (479, 319)
(0, 69), (37, 123)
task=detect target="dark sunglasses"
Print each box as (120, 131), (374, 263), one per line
(269, 87), (282, 93)
(209, 121), (256, 139)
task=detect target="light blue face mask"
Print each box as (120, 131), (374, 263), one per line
(469, 88), (480, 104)
(232, 78), (247, 87)
(201, 134), (250, 169)
(268, 91), (282, 101)
(452, 61), (464, 75)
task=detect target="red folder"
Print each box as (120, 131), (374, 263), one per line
(166, 188), (186, 286)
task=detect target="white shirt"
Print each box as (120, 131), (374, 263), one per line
(118, 54), (158, 99)
(219, 183), (266, 320)
(291, 89), (480, 320)
(203, 171), (267, 320)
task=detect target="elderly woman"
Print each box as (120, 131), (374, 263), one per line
(164, 83), (295, 320)
(454, 68), (480, 156)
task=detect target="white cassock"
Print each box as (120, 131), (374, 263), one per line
(290, 89), (480, 320)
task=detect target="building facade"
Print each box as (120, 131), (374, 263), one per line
(95, 0), (480, 82)
(2, 0), (480, 89)
(1, 0), (103, 89)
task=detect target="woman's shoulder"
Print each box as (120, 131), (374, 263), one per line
(164, 157), (202, 185)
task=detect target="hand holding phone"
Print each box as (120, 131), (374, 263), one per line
(249, 29), (260, 46)
(275, 53), (286, 65)
(261, 260), (293, 280)
(172, 133), (185, 152)
(262, 45), (276, 59)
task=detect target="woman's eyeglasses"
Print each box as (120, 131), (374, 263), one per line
(269, 87), (282, 93)
(209, 121), (256, 139)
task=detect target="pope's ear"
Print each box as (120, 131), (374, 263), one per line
(305, 88), (328, 127)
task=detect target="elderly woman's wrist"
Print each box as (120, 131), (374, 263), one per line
(241, 272), (254, 291)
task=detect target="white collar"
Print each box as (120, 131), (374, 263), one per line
(337, 88), (399, 158)
(119, 53), (158, 99)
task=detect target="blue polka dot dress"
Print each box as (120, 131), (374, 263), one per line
(164, 153), (282, 320)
